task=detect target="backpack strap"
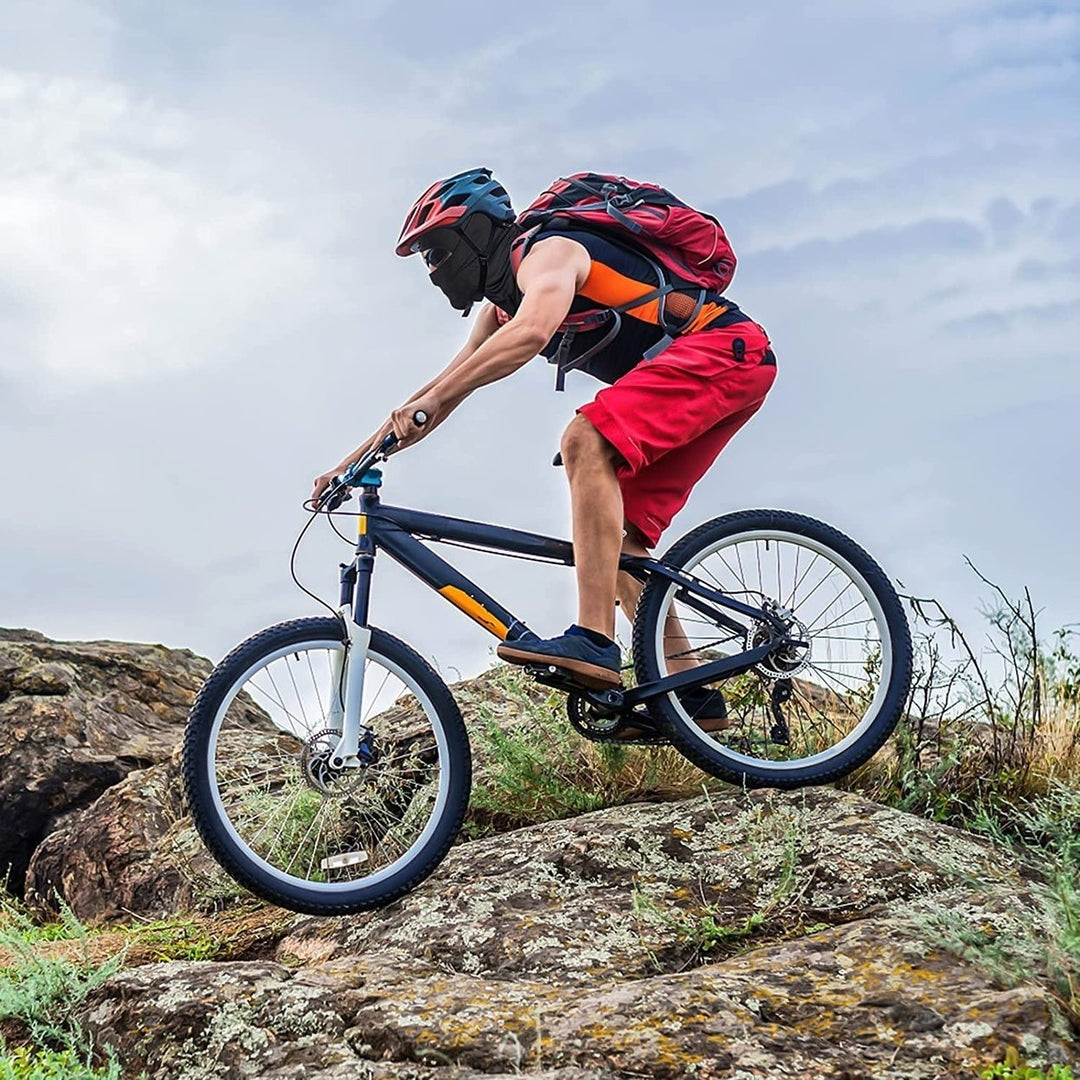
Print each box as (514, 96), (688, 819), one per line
(509, 224), (544, 276)
(514, 214), (710, 388)
(550, 314), (623, 391)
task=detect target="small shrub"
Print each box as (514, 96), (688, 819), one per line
(845, 572), (1080, 1034)
(459, 662), (717, 837)
(0, 897), (123, 1078)
(981, 1059), (1075, 1080)
(0, 1046), (119, 1080)
(116, 921), (217, 963)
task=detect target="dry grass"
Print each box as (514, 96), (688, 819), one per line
(838, 574), (1080, 1033)
(452, 662), (716, 838)
(0, 893), (293, 971)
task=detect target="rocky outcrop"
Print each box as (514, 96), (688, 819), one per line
(25, 664), (555, 924)
(0, 629), (211, 894)
(24, 749), (243, 922)
(2, 627), (1076, 1076)
(72, 789), (1074, 1078)
(273, 787), (1032, 982)
(79, 940), (1047, 1079)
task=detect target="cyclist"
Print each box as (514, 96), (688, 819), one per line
(311, 168), (776, 713)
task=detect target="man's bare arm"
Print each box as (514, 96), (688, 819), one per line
(388, 238), (590, 444)
(309, 304), (502, 498)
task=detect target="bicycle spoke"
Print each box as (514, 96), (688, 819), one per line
(248, 677), (311, 737)
(207, 639), (449, 892)
(362, 665), (394, 725)
(806, 595), (870, 635)
(284, 657), (310, 732)
(647, 523), (896, 774)
(304, 650), (327, 722)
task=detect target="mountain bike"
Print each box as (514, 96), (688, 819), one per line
(182, 420), (912, 915)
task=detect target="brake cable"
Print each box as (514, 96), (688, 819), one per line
(288, 424), (416, 618)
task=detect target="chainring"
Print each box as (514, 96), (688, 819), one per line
(566, 695), (671, 746)
(566, 694), (623, 736)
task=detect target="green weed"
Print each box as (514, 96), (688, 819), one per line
(631, 797), (811, 964)
(847, 577), (1080, 1034)
(459, 662), (716, 837)
(0, 1046), (119, 1080)
(119, 919), (219, 963)
(981, 1056), (1075, 1080)
(0, 897), (123, 1078)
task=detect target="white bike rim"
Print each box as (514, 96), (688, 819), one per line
(205, 637), (453, 893)
(652, 529), (893, 771)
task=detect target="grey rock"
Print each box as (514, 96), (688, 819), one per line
(0, 629), (211, 894)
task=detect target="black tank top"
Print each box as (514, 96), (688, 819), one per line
(529, 226), (751, 385)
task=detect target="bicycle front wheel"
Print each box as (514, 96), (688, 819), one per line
(182, 618), (470, 914)
(632, 510), (912, 788)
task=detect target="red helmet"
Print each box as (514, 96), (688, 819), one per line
(396, 168), (515, 257)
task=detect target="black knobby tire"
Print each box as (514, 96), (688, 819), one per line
(631, 510), (912, 789)
(182, 617), (471, 914)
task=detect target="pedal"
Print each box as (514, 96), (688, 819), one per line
(525, 664), (590, 694)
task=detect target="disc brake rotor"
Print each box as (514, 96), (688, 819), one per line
(748, 602), (812, 680)
(300, 728), (368, 798)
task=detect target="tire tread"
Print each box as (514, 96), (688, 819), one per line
(631, 510), (912, 789)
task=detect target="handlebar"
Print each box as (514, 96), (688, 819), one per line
(316, 410), (428, 512)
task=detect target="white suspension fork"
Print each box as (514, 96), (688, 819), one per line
(330, 606), (371, 768)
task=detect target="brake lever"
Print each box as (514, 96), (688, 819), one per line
(316, 412), (427, 513)
(317, 480), (353, 512)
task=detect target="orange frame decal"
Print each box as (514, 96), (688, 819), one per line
(437, 585), (510, 640)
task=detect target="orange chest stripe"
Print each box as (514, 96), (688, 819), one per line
(578, 262), (662, 324)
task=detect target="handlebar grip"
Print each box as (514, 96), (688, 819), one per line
(413, 410), (428, 426)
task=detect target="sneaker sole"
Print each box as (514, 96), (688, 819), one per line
(615, 716), (730, 741)
(496, 644), (622, 690)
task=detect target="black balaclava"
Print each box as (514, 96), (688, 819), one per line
(482, 222), (523, 316)
(428, 214), (522, 317)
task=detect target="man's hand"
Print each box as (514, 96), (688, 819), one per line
(308, 419), (394, 506)
(309, 469), (342, 507)
(390, 392), (441, 448)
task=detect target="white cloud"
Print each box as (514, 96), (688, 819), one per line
(951, 10), (1080, 64)
(0, 68), (331, 386)
(0, 0), (1078, 676)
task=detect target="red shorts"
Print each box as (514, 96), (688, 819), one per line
(578, 322), (776, 547)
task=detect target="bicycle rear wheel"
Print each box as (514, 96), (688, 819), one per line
(182, 618), (470, 914)
(632, 510), (911, 788)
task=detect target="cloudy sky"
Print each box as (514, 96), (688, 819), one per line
(1, 0), (1077, 679)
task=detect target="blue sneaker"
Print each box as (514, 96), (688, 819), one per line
(497, 626), (621, 689)
(676, 685), (729, 723)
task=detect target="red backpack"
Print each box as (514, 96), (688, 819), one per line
(517, 172), (736, 295)
(512, 173), (738, 388)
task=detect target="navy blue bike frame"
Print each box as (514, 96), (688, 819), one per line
(341, 476), (787, 706)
